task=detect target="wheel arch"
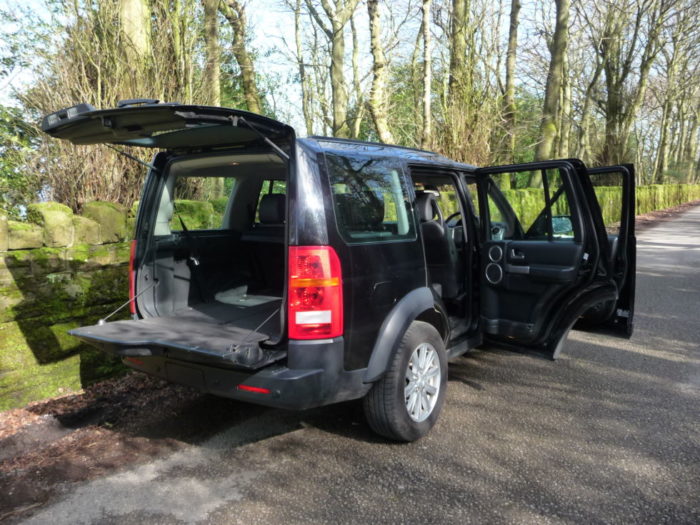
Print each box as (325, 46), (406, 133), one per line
(363, 287), (447, 383)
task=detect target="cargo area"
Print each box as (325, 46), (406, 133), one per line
(72, 151), (290, 370)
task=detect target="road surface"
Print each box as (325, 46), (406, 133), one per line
(22, 206), (700, 525)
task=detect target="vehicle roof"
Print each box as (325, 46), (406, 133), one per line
(299, 136), (476, 171)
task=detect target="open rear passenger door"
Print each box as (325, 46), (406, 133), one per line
(473, 160), (620, 358)
(574, 164), (636, 337)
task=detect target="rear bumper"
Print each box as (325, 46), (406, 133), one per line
(122, 337), (370, 410)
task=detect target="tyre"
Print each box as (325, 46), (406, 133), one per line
(363, 321), (447, 442)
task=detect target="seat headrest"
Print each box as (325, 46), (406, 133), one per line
(259, 193), (285, 224)
(415, 192), (437, 222)
(334, 191), (385, 230)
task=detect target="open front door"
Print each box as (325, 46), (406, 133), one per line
(474, 160), (612, 358)
(574, 165), (636, 337)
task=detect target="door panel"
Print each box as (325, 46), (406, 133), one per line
(475, 161), (598, 348)
(575, 165), (636, 337)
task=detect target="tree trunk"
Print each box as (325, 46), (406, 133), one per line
(350, 14), (364, 139)
(598, 0), (668, 165)
(576, 58), (603, 163)
(557, 49), (571, 158)
(305, 0), (359, 138)
(329, 20), (349, 136)
(119, 0), (151, 59)
(686, 117), (699, 183)
(220, 0), (263, 114)
(410, 18), (423, 143)
(534, 0), (569, 164)
(202, 0), (221, 106)
(293, 0), (314, 135)
(448, 0), (468, 101)
(367, 0), (394, 143)
(421, 0), (432, 148)
(503, 0), (521, 163)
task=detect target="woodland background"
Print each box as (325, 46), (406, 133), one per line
(0, 0), (699, 215)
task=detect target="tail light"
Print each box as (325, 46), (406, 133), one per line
(288, 246), (343, 339)
(128, 240), (137, 314)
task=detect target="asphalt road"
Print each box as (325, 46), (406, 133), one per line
(23, 207), (700, 525)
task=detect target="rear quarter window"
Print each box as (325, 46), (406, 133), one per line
(324, 153), (416, 244)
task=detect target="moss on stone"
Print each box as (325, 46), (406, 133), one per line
(0, 210), (8, 252)
(88, 244), (115, 265)
(8, 221), (43, 250)
(129, 200), (140, 218)
(30, 247), (67, 276)
(113, 242), (131, 263)
(66, 243), (91, 265)
(73, 216), (101, 244)
(170, 200), (216, 230)
(82, 201), (127, 243)
(27, 202), (75, 248)
(0, 306), (129, 410)
(2, 249), (34, 268)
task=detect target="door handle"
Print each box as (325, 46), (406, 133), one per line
(510, 249), (525, 260)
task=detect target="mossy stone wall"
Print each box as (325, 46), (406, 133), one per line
(0, 201), (131, 411)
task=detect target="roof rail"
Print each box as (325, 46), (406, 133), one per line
(308, 136), (439, 156)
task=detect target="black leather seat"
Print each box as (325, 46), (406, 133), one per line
(242, 193), (285, 243)
(415, 192), (461, 299)
(241, 193), (286, 292)
(334, 191), (386, 238)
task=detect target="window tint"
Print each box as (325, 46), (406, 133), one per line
(487, 167), (578, 242)
(169, 176), (232, 231)
(325, 153), (416, 244)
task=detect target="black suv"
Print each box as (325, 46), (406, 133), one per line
(42, 102), (636, 441)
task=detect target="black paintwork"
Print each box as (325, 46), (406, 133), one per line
(41, 102), (636, 410)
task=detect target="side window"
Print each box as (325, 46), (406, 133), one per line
(465, 181), (480, 217)
(588, 171), (624, 237)
(487, 168), (578, 242)
(168, 176), (233, 231)
(325, 153), (416, 244)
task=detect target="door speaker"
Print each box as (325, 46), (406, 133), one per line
(485, 262), (503, 285)
(488, 245), (503, 262)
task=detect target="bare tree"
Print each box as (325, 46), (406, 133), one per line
(119, 0), (152, 59)
(595, 0), (673, 164)
(305, 0), (360, 137)
(367, 0), (394, 143)
(219, 0), (263, 114)
(502, 0), (521, 162)
(202, 0), (221, 106)
(534, 0), (569, 162)
(421, 0), (432, 148)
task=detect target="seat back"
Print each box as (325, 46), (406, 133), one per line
(415, 192), (461, 298)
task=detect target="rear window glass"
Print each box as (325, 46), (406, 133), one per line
(324, 153), (416, 244)
(169, 175), (233, 231)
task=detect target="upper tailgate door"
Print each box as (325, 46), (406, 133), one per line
(41, 102), (294, 150)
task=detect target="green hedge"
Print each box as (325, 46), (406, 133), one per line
(505, 184), (700, 227)
(164, 184), (700, 231)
